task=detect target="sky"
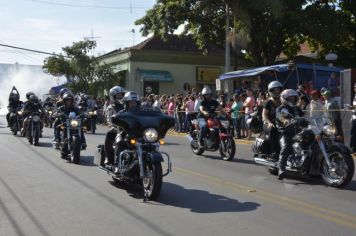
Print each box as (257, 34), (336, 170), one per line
(0, 0), (157, 65)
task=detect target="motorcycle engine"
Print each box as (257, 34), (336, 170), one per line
(291, 142), (311, 168)
(206, 129), (219, 149)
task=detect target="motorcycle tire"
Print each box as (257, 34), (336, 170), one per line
(266, 167), (278, 176)
(219, 137), (236, 161)
(190, 131), (204, 155)
(70, 136), (81, 164)
(143, 162), (163, 201)
(12, 128), (17, 136)
(28, 136), (33, 144)
(33, 129), (39, 146)
(321, 148), (355, 188)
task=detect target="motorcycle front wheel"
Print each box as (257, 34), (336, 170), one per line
(33, 128), (39, 146)
(321, 148), (355, 188)
(143, 162), (163, 201)
(190, 131), (204, 155)
(70, 136), (81, 164)
(219, 137), (236, 161)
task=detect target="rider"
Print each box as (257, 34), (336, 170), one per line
(104, 86), (126, 165)
(53, 88), (73, 142)
(22, 95), (45, 137)
(276, 89), (304, 180)
(54, 92), (87, 150)
(6, 86), (23, 128)
(262, 81), (283, 158)
(43, 97), (54, 109)
(196, 86), (225, 147)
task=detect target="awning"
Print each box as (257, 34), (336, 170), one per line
(219, 63), (344, 81)
(219, 64), (290, 81)
(140, 70), (173, 82)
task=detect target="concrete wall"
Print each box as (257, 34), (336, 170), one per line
(128, 61), (224, 96)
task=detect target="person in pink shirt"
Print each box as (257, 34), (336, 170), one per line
(243, 89), (256, 139)
(167, 97), (175, 116)
(184, 95), (197, 133)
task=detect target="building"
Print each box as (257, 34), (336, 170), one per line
(98, 35), (228, 96)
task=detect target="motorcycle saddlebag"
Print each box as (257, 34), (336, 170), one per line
(252, 137), (271, 154)
(95, 144), (105, 166)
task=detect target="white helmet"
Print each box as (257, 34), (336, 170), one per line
(109, 86), (125, 104)
(201, 87), (212, 96)
(268, 81), (283, 98)
(280, 89), (299, 107)
(123, 91), (139, 102)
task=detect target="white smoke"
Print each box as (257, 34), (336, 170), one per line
(0, 63), (66, 114)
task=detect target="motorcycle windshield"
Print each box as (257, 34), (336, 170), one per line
(112, 110), (175, 139)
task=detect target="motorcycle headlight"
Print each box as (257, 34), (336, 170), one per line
(143, 128), (158, 143)
(323, 125), (336, 136)
(48, 111), (52, 114)
(220, 120), (229, 129)
(94, 111), (97, 115)
(32, 115), (40, 122)
(71, 120), (79, 127)
(88, 111), (93, 115)
(17, 111), (22, 115)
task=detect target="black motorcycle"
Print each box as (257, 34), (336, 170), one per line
(95, 110), (175, 200)
(26, 112), (41, 146)
(57, 112), (83, 164)
(85, 108), (97, 134)
(9, 106), (23, 136)
(44, 107), (54, 128)
(253, 117), (355, 188)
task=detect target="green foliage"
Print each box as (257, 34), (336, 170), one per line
(43, 40), (121, 96)
(136, 0), (355, 67)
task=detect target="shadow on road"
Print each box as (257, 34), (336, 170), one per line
(344, 180), (356, 191)
(200, 154), (256, 165)
(38, 142), (53, 148)
(80, 156), (95, 166)
(158, 182), (260, 213)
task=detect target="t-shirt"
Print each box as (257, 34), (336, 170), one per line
(231, 101), (243, 119)
(197, 99), (220, 118)
(243, 96), (255, 114)
(185, 100), (196, 114)
(263, 99), (278, 124)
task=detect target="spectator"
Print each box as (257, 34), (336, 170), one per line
(243, 89), (256, 139)
(231, 94), (243, 138)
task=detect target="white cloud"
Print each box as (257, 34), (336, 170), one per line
(22, 18), (58, 31)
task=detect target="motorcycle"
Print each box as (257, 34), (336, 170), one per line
(85, 108), (97, 134)
(44, 107), (54, 128)
(187, 114), (236, 161)
(57, 112), (83, 164)
(253, 116), (355, 188)
(9, 107), (23, 136)
(26, 111), (41, 146)
(95, 110), (175, 200)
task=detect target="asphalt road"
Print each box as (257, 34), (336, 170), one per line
(1, 116), (356, 236)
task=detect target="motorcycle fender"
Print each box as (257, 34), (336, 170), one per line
(328, 142), (351, 155)
(148, 152), (164, 163)
(219, 133), (232, 140)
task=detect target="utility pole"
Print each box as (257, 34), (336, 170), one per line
(224, 4), (232, 97)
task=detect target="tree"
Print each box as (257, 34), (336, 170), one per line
(43, 40), (120, 96)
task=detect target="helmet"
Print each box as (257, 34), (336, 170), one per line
(109, 86), (125, 104)
(10, 92), (20, 101)
(59, 88), (73, 99)
(62, 92), (74, 104)
(45, 97), (51, 102)
(28, 95), (39, 104)
(201, 87), (212, 96)
(123, 91), (139, 102)
(26, 92), (35, 100)
(267, 81), (283, 98)
(321, 89), (331, 97)
(280, 89), (299, 107)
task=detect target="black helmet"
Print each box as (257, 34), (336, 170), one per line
(45, 97), (51, 102)
(9, 92), (20, 102)
(59, 88), (73, 99)
(29, 95), (39, 104)
(26, 92), (35, 100)
(62, 92), (74, 102)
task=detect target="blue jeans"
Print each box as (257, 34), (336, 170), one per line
(198, 118), (208, 143)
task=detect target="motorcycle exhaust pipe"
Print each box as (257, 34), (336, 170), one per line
(254, 157), (278, 167)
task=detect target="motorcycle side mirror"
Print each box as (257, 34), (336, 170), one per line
(69, 112), (76, 119)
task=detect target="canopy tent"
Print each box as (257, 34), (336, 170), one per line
(219, 63), (344, 89)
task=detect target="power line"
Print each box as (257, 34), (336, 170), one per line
(0, 43), (66, 57)
(27, 0), (147, 10)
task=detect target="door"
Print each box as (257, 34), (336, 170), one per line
(143, 81), (159, 96)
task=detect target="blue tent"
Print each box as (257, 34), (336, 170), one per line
(49, 84), (67, 94)
(219, 63), (344, 89)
